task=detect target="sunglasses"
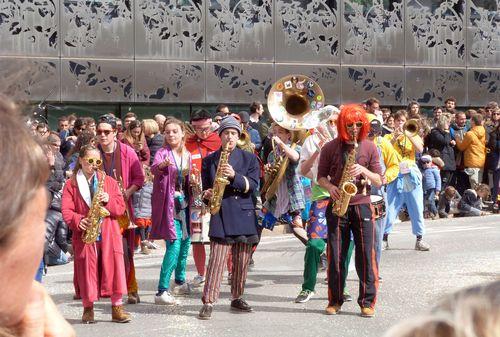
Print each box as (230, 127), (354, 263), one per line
(194, 126), (211, 133)
(85, 158), (102, 166)
(346, 122), (364, 129)
(97, 129), (112, 136)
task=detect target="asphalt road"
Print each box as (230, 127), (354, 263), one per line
(43, 215), (500, 337)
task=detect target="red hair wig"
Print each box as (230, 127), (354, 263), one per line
(336, 104), (370, 142)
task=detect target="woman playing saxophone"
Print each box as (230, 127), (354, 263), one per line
(62, 145), (131, 324)
(317, 104), (383, 318)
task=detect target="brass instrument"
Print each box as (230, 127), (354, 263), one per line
(403, 119), (419, 137)
(113, 169), (137, 231)
(263, 74), (327, 199)
(82, 171), (110, 244)
(332, 134), (359, 217)
(209, 143), (230, 215)
(237, 130), (254, 153)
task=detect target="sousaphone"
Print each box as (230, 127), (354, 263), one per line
(263, 75), (331, 200)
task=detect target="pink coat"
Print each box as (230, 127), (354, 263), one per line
(62, 173), (127, 302)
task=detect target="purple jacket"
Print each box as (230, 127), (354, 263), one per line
(119, 142), (145, 220)
(150, 146), (191, 241)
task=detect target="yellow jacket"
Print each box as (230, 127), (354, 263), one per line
(375, 136), (401, 184)
(456, 126), (486, 168)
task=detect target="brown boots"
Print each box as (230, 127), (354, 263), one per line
(127, 292), (140, 304)
(82, 307), (95, 324)
(112, 305), (131, 323)
(82, 306), (131, 323)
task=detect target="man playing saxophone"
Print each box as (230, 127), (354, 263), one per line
(317, 104), (383, 318)
(198, 116), (260, 320)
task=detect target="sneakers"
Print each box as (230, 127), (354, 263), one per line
(343, 291), (353, 302)
(147, 241), (160, 249)
(325, 304), (341, 315)
(230, 298), (253, 312)
(415, 239), (430, 251)
(295, 290), (314, 303)
(172, 282), (192, 296)
(155, 291), (178, 305)
(127, 292), (140, 304)
(360, 307), (375, 318)
(382, 239), (389, 251)
(191, 275), (205, 287)
(111, 305), (131, 323)
(198, 304), (213, 320)
(82, 307), (95, 324)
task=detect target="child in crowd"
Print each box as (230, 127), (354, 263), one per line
(132, 165), (154, 254)
(458, 183), (491, 216)
(428, 148), (445, 169)
(438, 186), (461, 218)
(421, 154), (441, 219)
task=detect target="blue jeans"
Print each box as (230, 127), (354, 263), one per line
(385, 179), (425, 236)
(35, 259), (44, 283)
(424, 188), (438, 215)
(47, 250), (69, 266)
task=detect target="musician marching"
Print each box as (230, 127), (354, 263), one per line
(317, 105), (383, 317)
(198, 116), (260, 320)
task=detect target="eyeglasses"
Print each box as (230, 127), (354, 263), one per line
(346, 122), (364, 129)
(85, 158), (102, 166)
(97, 129), (112, 136)
(194, 126), (211, 133)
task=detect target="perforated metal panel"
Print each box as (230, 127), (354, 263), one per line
(467, 0), (500, 67)
(135, 61), (205, 102)
(341, 0), (404, 64)
(206, 62), (273, 103)
(406, 67), (467, 105)
(0, 0), (59, 57)
(205, 0), (274, 61)
(61, 59), (133, 102)
(135, 0), (205, 60)
(341, 66), (405, 105)
(275, 0), (340, 63)
(405, 0), (466, 66)
(0, 57), (60, 101)
(468, 69), (500, 105)
(61, 0), (133, 58)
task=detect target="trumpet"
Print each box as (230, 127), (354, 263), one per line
(403, 119), (419, 137)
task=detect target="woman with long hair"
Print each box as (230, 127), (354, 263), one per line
(143, 119), (163, 166)
(61, 144), (131, 324)
(150, 117), (192, 305)
(123, 120), (150, 165)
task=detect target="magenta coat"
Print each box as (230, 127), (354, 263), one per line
(150, 146), (191, 241)
(61, 173), (127, 302)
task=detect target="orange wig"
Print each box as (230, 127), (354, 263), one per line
(336, 104), (370, 142)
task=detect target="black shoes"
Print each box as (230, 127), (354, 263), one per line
(230, 298), (253, 312)
(198, 304), (213, 320)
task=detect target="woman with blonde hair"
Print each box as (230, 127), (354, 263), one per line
(150, 117), (192, 305)
(123, 119), (151, 165)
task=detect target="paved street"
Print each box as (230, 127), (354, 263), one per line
(44, 215), (500, 337)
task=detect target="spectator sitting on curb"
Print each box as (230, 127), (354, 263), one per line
(458, 183), (491, 217)
(438, 186), (461, 218)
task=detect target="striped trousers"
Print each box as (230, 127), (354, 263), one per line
(202, 241), (253, 304)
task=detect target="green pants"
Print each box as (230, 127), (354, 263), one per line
(158, 219), (191, 291)
(302, 238), (354, 292)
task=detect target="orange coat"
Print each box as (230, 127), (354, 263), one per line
(456, 126), (486, 168)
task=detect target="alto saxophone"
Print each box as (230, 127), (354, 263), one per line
(209, 143), (230, 215)
(332, 136), (359, 217)
(82, 171), (110, 244)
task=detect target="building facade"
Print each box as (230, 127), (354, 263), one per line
(0, 0), (498, 108)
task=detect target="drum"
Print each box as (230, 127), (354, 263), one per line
(190, 207), (210, 244)
(370, 195), (386, 220)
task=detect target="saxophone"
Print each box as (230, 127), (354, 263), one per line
(209, 143), (230, 215)
(332, 136), (359, 217)
(82, 171), (110, 244)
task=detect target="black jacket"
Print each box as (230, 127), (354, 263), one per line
(44, 209), (70, 264)
(147, 133), (164, 166)
(46, 152), (66, 194)
(458, 189), (481, 212)
(426, 128), (456, 171)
